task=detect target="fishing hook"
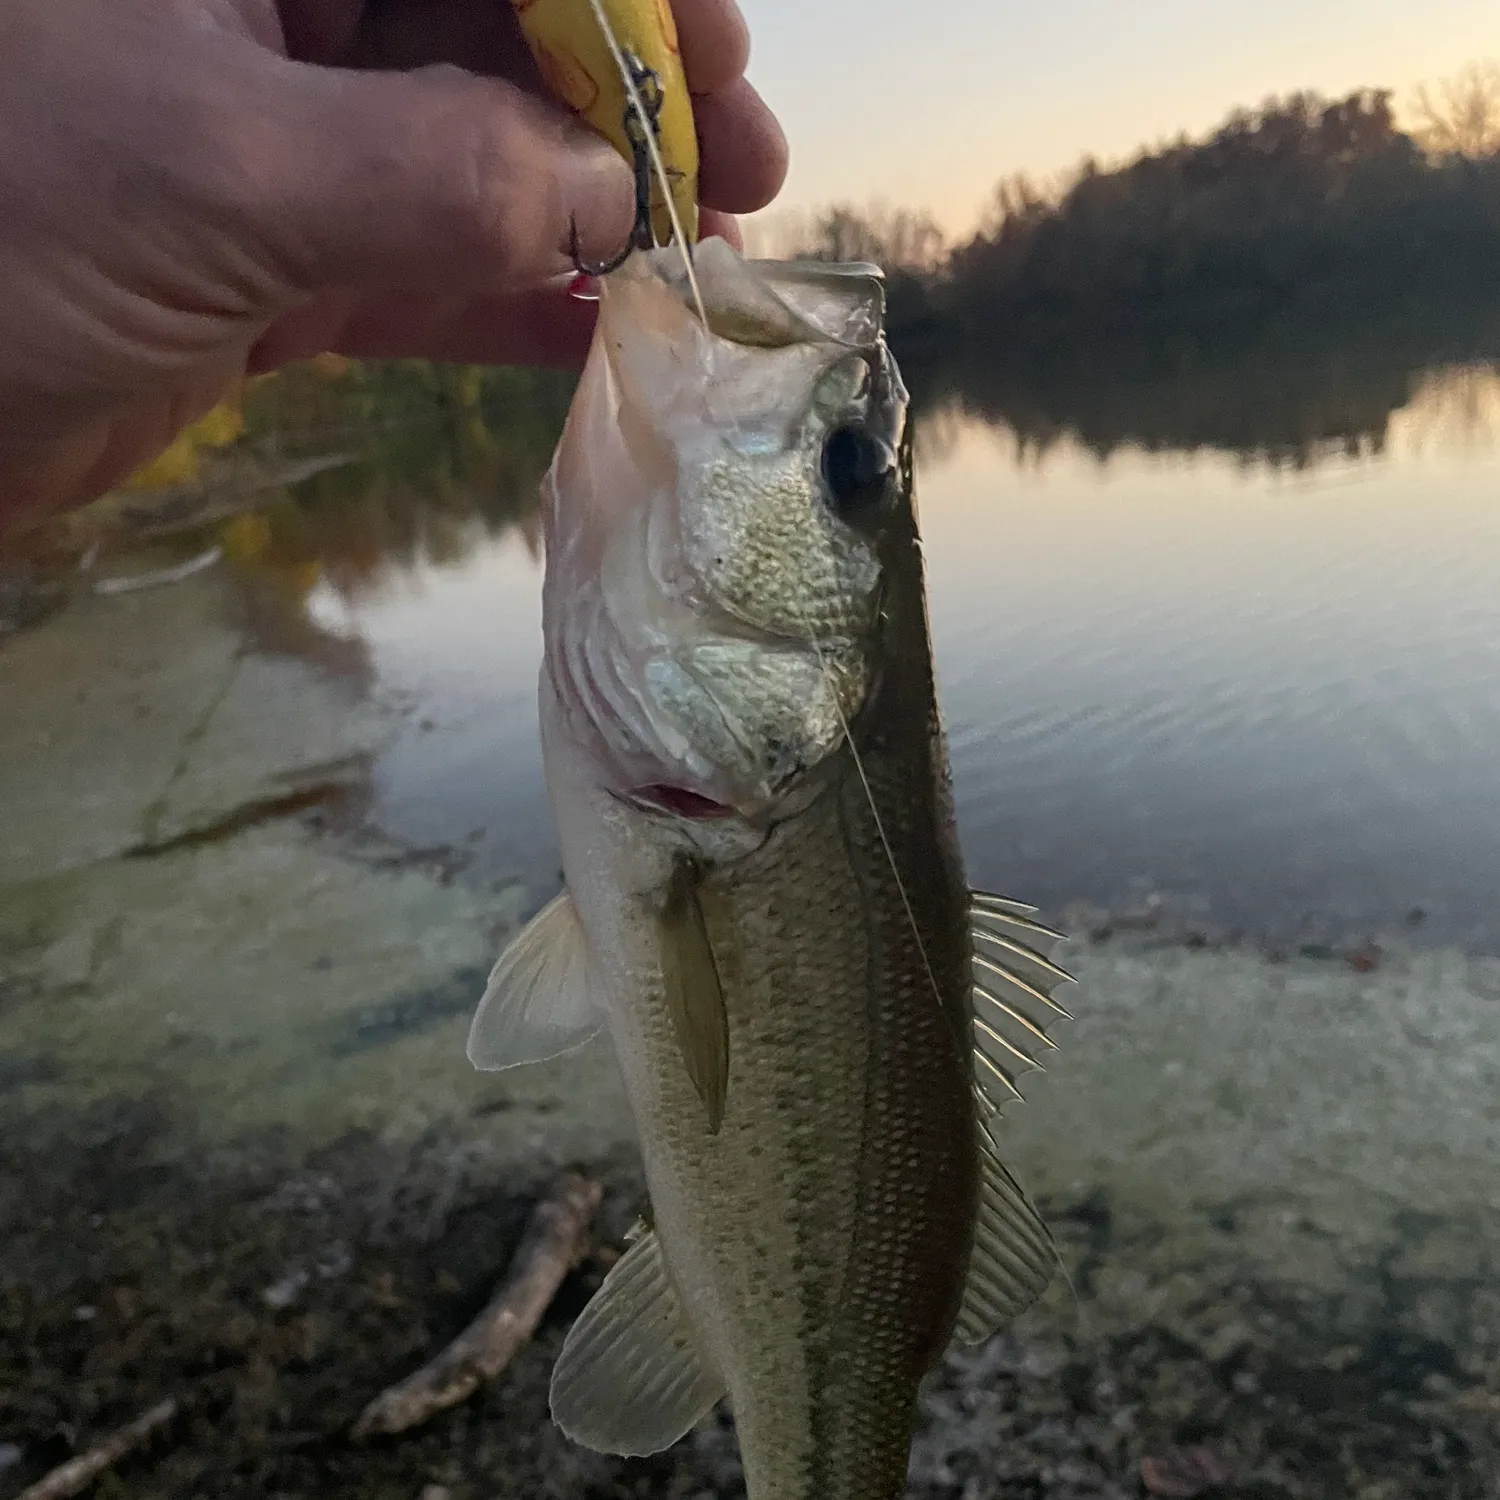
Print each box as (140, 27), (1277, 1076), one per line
(569, 50), (667, 277)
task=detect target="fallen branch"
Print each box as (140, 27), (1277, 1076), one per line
(90, 546), (222, 596)
(352, 1171), (601, 1438)
(16, 1398), (178, 1500)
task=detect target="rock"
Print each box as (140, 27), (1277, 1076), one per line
(262, 1268), (311, 1309)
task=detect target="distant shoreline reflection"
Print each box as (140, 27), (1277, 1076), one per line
(10, 333), (1500, 955)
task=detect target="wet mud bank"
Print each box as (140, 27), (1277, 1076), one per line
(3, 926), (1497, 1499)
(0, 1035), (1496, 1500)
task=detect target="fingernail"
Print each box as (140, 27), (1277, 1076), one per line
(559, 136), (635, 264)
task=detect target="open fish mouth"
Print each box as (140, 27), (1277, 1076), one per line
(616, 753), (831, 824)
(626, 784), (738, 820)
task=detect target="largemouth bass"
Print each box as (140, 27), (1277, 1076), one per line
(468, 238), (1073, 1499)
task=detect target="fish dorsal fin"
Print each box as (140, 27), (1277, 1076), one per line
(952, 1141), (1057, 1345)
(969, 890), (1074, 1119)
(657, 859), (730, 1134)
(466, 892), (603, 1071)
(551, 1227), (726, 1455)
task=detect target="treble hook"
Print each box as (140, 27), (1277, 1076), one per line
(569, 50), (668, 277)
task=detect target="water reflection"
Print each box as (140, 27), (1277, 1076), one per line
(0, 360), (567, 601)
(6, 340), (1500, 947)
(254, 347), (1500, 958)
(904, 294), (1500, 470)
(921, 380), (1500, 952)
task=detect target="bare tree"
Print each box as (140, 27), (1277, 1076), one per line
(1411, 60), (1500, 159)
(976, 173), (1054, 239)
(765, 200), (947, 270)
(739, 206), (815, 260)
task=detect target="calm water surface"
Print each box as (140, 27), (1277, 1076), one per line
(310, 363), (1500, 949)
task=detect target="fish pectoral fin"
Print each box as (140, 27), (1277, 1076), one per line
(952, 1143), (1057, 1345)
(550, 1227), (725, 1455)
(657, 860), (730, 1134)
(969, 889), (1074, 1119)
(466, 891), (604, 1071)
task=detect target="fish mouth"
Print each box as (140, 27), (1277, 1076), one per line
(624, 783), (738, 820)
(617, 759), (834, 826)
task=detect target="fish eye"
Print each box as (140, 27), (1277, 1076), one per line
(821, 423), (895, 518)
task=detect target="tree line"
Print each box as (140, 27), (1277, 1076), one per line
(780, 63), (1500, 342)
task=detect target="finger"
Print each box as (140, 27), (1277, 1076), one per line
(336, 286), (601, 366)
(671, 0), (751, 96)
(264, 61), (635, 297)
(342, 0), (535, 79)
(310, 0), (752, 96)
(250, 284), (603, 371)
(278, 0), (783, 219)
(246, 288), (362, 374)
(695, 76), (788, 213)
(699, 209), (742, 250)
(249, 211), (743, 374)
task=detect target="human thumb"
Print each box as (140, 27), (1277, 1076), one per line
(261, 59), (637, 297)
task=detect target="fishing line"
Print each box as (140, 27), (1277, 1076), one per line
(584, 0), (708, 334)
(583, 0), (743, 451)
(799, 558), (1089, 1338)
(588, 0), (944, 1025)
(791, 599), (947, 1019)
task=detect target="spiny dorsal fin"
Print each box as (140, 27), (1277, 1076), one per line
(969, 890), (1075, 1119)
(971, 893), (1069, 950)
(657, 858), (730, 1134)
(467, 891), (603, 1071)
(551, 1227), (725, 1455)
(952, 1140), (1056, 1345)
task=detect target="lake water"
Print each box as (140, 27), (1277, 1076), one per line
(308, 361), (1500, 950)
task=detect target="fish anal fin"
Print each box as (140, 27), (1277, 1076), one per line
(657, 859), (730, 1134)
(467, 891), (603, 1071)
(551, 1228), (725, 1455)
(952, 1144), (1056, 1345)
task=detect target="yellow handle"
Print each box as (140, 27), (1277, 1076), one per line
(509, 0), (699, 246)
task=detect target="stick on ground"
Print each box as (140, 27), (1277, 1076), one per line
(352, 1171), (602, 1439)
(15, 1398), (178, 1500)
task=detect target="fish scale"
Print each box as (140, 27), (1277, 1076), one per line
(641, 743), (975, 1500)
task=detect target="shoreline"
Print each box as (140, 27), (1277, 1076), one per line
(3, 934), (1496, 1498)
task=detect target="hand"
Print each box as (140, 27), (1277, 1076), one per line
(0, 0), (787, 532)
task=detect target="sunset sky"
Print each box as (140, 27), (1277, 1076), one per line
(738, 0), (1500, 237)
